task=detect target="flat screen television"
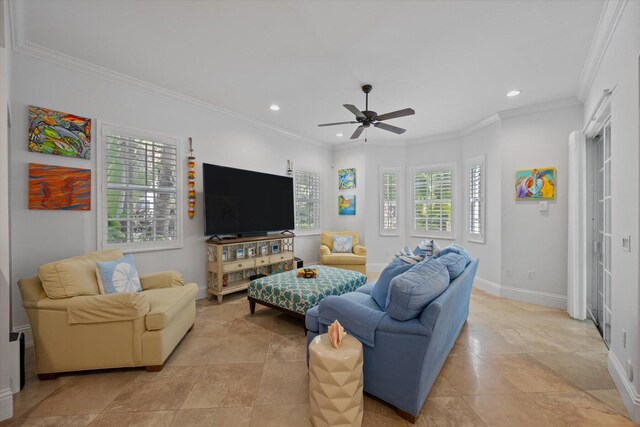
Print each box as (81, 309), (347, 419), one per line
(203, 163), (294, 236)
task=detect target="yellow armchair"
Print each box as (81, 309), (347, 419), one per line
(319, 231), (367, 274)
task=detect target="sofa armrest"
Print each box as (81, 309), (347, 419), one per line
(318, 295), (386, 347)
(319, 245), (331, 258)
(67, 292), (150, 324)
(353, 244), (367, 256)
(139, 271), (185, 290)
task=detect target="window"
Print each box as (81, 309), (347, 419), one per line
(294, 169), (320, 231)
(380, 167), (400, 236)
(98, 124), (182, 252)
(412, 164), (454, 239)
(466, 155), (485, 243)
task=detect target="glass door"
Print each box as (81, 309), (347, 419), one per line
(587, 118), (611, 346)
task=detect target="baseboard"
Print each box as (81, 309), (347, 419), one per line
(473, 277), (567, 310)
(366, 263), (387, 273)
(12, 324), (33, 349)
(608, 351), (640, 423)
(0, 387), (13, 421)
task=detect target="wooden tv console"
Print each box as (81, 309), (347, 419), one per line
(206, 234), (295, 303)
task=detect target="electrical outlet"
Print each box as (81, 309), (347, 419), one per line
(622, 235), (631, 252)
(527, 271), (535, 280)
(505, 267), (513, 277)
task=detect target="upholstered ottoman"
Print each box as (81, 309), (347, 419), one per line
(247, 265), (367, 320)
(308, 333), (364, 427)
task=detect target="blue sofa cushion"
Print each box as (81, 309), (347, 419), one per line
(306, 305), (319, 331)
(386, 258), (450, 321)
(371, 258), (414, 309)
(318, 293), (386, 347)
(439, 244), (472, 266)
(357, 282), (375, 295)
(437, 253), (467, 281)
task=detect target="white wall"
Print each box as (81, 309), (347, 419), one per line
(0, 0), (15, 419)
(582, 0), (640, 419)
(8, 51), (333, 333)
(500, 105), (582, 298)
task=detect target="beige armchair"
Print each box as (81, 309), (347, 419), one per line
(18, 250), (198, 379)
(319, 231), (367, 274)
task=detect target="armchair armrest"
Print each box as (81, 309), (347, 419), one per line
(318, 295), (386, 347)
(67, 292), (150, 324)
(353, 244), (367, 256)
(139, 271), (185, 290)
(320, 244), (331, 258)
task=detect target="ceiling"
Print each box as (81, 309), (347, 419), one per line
(17, 0), (604, 144)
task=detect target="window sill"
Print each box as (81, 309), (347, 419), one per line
(467, 238), (486, 245)
(294, 230), (321, 237)
(102, 243), (183, 254)
(379, 233), (401, 237)
(410, 234), (456, 241)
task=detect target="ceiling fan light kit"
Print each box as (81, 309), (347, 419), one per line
(318, 84), (415, 141)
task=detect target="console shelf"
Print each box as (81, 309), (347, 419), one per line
(206, 234), (295, 303)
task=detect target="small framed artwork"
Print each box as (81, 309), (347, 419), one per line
(28, 106), (92, 159)
(515, 167), (556, 200)
(338, 168), (356, 189)
(222, 250), (228, 261)
(248, 247), (255, 257)
(338, 195), (356, 215)
(272, 244), (280, 254)
(29, 163), (91, 210)
(236, 248), (245, 259)
(261, 245), (268, 255)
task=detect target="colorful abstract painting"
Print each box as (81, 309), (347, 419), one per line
(338, 195), (356, 215)
(28, 106), (91, 159)
(515, 167), (556, 200)
(29, 163), (91, 210)
(338, 168), (356, 189)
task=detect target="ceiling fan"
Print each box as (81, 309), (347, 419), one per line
(318, 84), (415, 140)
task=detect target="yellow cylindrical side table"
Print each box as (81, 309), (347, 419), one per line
(308, 333), (364, 427)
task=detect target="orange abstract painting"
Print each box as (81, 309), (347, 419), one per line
(29, 163), (91, 210)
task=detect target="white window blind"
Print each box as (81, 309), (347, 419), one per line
(99, 124), (182, 251)
(466, 155), (485, 243)
(380, 167), (400, 236)
(295, 170), (320, 230)
(412, 164), (454, 238)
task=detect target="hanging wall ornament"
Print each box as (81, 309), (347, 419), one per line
(188, 137), (196, 219)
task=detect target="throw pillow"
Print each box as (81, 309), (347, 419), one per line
(437, 252), (467, 281)
(332, 235), (353, 253)
(439, 244), (472, 266)
(414, 239), (442, 258)
(96, 254), (142, 294)
(371, 258), (414, 309)
(386, 258), (450, 321)
(396, 245), (424, 264)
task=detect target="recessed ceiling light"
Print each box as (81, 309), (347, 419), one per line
(336, 133), (343, 137)
(506, 90), (521, 97)
(270, 104), (280, 111)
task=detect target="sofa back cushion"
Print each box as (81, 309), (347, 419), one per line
(386, 258), (450, 321)
(321, 231), (359, 252)
(370, 258), (414, 309)
(439, 244), (472, 266)
(437, 253), (467, 281)
(38, 250), (123, 299)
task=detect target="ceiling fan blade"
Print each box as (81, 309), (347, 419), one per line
(375, 108), (415, 121)
(374, 122), (406, 135)
(317, 121), (358, 127)
(343, 104), (365, 118)
(351, 125), (366, 140)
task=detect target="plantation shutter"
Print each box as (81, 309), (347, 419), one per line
(100, 125), (182, 250)
(467, 155), (485, 243)
(380, 167), (400, 235)
(413, 166), (454, 238)
(295, 170), (320, 230)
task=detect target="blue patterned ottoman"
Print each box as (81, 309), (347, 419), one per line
(248, 265), (367, 319)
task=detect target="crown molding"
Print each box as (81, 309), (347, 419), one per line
(460, 114), (500, 136)
(7, 0), (325, 149)
(577, 0), (627, 101)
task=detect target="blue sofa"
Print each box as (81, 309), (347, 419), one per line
(305, 258), (479, 422)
